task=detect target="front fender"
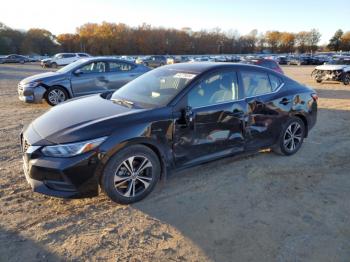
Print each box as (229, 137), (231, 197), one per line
(44, 78), (73, 98)
(95, 121), (174, 181)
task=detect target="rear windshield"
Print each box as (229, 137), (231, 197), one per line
(260, 60), (278, 69)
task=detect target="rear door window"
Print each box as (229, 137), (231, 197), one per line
(241, 70), (273, 97)
(108, 61), (134, 72)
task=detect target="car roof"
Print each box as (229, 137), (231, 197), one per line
(78, 57), (134, 63)
(160, 62), (275, 74)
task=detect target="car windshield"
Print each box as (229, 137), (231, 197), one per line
(56, 59), (88, 73)
(111, 67), (197, 108)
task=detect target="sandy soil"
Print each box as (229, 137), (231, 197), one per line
(0, 64), (350, 262)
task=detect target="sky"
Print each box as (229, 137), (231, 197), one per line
(1, 0), (349, 44)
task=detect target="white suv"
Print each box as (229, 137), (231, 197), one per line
(41, 53), (91, 68)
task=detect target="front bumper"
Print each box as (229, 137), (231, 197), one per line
(18, 84), (46, 103)
(21, 140), (100, 198)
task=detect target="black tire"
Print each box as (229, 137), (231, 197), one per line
(51, 62), (58, 68)
(272, 117), (305, 156)
(343, 73), (350, 85)
(316, 79), (322, 83)
(101, 145), (161, 204)
(20, 60), (25, 64)
(44, 86), (69, 106)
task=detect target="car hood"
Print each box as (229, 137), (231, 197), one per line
(27, 94), (148, 144)
(19, 71), (62, 84)
(315, 64), (347, 70)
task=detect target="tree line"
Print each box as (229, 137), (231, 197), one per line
(1, 21), (350, 55)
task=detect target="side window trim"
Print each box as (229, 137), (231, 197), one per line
(268, 73), (284, 92)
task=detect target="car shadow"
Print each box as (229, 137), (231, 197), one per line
(0, 226), (62, 262)
(314, 87), (350, 100)
(132, 107), (350, 261)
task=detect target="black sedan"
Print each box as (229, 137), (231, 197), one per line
(21, 63), (318, 203)
(0, 54), (29, 64)
(18, 57), (150, 106)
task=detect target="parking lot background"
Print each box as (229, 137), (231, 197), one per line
(0, 63), (350, 261)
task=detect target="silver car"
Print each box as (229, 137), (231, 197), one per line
(18, 57), (150, 106)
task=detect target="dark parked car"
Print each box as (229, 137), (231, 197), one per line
(141, 55), (167, 67)
(21, 63), (318, 203)
(242, 59), (284, 74)
(288, 56), (314, 66)
(0, 54), (29, 64)
(277, 56), (289, 65)
(18, 57), (150, 106)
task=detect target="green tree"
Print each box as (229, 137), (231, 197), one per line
(328, 29), (344, 51)
(307, 29), (321, 52)
(21, 28), (59, 55)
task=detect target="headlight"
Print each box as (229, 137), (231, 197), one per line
(41, 137), (107, 157)
(22, 81), (41, 88)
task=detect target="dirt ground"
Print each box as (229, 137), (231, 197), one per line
(0, 63), (350, 262)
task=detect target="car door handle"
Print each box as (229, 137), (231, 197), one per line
(279, 98), (291, 105)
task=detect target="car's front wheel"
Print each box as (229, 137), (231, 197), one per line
(101, 145), (161, 204)
(273, 117), (305, 156)
(45, 86), (68, 106)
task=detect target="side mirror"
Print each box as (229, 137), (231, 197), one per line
(73, 69), (82, 76)
(183, 106), (194, 127)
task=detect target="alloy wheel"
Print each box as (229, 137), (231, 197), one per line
(48, 89), (66, 105)
(114, 155), (153, 198)
(283, 122), (303, 151)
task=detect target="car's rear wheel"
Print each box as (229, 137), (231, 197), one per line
(343, 73), (350, 85)
(101, 145), (161, 204)
(272, 117), (305, 156)
(45, 86), (68, 106)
